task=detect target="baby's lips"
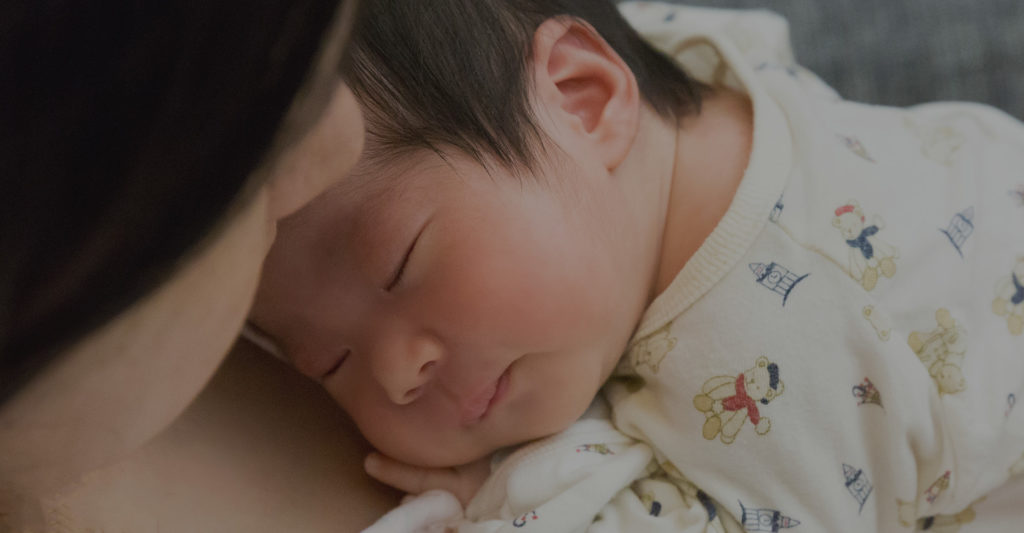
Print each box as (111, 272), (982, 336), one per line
(459, 380), (498, 425)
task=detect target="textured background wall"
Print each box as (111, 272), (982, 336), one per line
(624, 0), (1024, 118)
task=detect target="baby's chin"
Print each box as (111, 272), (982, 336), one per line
(375, 428), (553, 469)
(372, 439), (500, 469)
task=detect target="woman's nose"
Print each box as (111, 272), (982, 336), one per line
(372, 334), (443, 405)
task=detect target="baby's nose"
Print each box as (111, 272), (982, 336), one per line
(375, 336), (443, 405)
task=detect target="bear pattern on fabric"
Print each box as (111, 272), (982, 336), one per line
(907, 309), (968, 396)
(832, 200), (899, 292)
(693, 356), (784, 444)
(903, 116), (967, 167)
(628, 323), (677, 373)
(992, 257), (1024, 336)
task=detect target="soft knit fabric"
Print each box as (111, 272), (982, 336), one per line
(610, 3), (1024, 532)
(363, 399), (740, 533)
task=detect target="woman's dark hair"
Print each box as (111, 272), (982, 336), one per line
(343, 0), (706, 171)
(0, 0), (358, 402)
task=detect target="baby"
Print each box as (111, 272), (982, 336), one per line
(248, 0), (1024, 531)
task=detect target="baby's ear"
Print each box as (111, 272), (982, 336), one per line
(530, 18), (640, 171)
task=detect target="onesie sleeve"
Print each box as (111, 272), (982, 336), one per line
(461, 416), (737, 533)
(457, 419), (654, 533)
(614, 2), (1024, 532)
(361, 417), (732, 533)
(360, 490), (463, 533)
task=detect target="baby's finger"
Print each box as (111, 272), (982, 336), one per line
(364, 453), (461, 496)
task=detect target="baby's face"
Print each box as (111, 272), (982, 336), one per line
(251, 148), (646, 467)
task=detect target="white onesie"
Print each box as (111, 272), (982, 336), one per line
(363, 399), (738, 533)
(609, 2), (1024, 532)
(363, 3), (1024, 532)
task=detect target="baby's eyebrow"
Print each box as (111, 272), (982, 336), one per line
(241, 321), (287, 362)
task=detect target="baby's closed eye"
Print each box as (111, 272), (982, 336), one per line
(321, 348), (351, 381)
(384, 221), (428, 292)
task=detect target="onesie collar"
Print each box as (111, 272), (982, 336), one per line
(633, 29), (794, 341)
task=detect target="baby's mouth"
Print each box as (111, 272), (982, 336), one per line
(459, 365), (512, 426)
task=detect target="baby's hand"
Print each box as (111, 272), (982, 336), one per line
(364, 452), (492, 507)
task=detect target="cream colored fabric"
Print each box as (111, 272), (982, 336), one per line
(363, 400), (738, 533)
(609, 3), (1024, 532)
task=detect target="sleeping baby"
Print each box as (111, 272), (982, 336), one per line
(246, 0), (1024, 531)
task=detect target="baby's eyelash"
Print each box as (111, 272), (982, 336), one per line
(322, 348), (351, 380)
(386, 225), (424, 291)
(386, 250), (411, 290)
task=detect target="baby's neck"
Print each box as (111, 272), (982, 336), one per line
(651, 88), (754, 298)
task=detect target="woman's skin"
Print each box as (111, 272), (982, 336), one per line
(46, 341), (400, 532)
(0, 4), (397, 531)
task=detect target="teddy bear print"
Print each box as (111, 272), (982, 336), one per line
(907, 309), (968, 395)
(904, 116), (967, 166)
(635, 478), (681, 518)
(897, 498), (917, 527)
(629, 323), (677, 373)
(991, 256), (1024, 336)
(693, 356), (784, 444)
(832, 201), (899, 291)
(915, 508), (977, 533)
(634, 475), (728, 532)
(898, 500), (978, 532)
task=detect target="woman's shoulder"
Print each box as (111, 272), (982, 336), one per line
(39, 343), (399, 533)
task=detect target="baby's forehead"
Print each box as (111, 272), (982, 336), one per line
(284, 143), (532, 251)
(280, 152), (439, 244)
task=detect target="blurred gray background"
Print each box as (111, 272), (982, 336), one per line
(626, 0), (1024, 118)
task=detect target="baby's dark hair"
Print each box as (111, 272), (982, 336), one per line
(343, 0), (706, 170)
